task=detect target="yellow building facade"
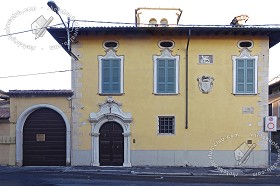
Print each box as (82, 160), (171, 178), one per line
(48, 18), (280, 167)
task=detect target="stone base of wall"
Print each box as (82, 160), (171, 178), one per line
(131, 150), (268, 168)
(71, 150), (269, 168)
(71, 150), (92, 166)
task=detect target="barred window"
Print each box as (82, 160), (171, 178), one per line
(158, 116), (175, 134)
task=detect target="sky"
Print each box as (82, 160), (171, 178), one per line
(1, 0), (280, 91)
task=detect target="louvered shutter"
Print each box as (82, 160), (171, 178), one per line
(101, 59), (121, 93)
(157, 59), (176, 93)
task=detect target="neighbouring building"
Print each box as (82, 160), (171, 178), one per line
(0, 90), (73, 166)
(268, 79), (280, 152)
(0, 90), (12, 165)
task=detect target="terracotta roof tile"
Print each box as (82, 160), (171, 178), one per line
(8, 90), (73, 97)
(0, 108), (10, 119)
(0, 90), (9, 100)
(0, 100), (10, 107)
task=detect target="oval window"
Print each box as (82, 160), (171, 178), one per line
(158, 40), (174, 49)
(103, 41), (118, 49)
(238, 40), (253, 49)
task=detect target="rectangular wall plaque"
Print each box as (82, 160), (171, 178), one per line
(199, 55), (213, 64)
(36, 134), (45, 142)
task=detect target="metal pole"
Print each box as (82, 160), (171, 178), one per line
(268, 132), (271, 167)
(67, 17), (70, 52)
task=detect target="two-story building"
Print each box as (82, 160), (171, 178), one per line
(47, 8), (280, 167)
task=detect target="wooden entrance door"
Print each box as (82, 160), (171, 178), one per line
(99, 122), (124, 166)
(23, 108), (66, 166)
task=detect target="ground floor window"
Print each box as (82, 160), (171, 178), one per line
(158, 116), (175, 134)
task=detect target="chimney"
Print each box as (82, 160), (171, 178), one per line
(230, 15), (249, 27)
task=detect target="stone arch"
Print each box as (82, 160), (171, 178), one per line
(89, 97), (133, 166)
(16, 104), (71, 166)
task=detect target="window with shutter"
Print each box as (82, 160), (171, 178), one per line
(98, 48), (124, 95)
(232, 48), (258, 95)
(157, 59), (176, 93)
(153, 48), (179, 94)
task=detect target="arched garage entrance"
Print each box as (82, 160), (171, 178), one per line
(16, 104), (71, 166)
(23, 108), (66, 166)
(99, 122), (124, 166)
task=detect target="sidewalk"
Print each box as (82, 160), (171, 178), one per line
(1, 165), (280, 177)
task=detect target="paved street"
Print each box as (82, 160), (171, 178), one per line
(1, 166), (280, 185)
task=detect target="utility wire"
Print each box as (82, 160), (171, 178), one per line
(0, 23), (64, 38)
(0, 68), (82, 79)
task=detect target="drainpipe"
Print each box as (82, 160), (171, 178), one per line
(186, 29), (191, 129)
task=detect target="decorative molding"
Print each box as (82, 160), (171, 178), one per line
(89, 97), (132, 167)
(238, 48), (253, 58)
(197, 75), (214, 94)
(89, 97), (132, 124)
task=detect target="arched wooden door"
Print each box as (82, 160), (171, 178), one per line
(23, 108), (66, 166)
(99, 122), (124, 166)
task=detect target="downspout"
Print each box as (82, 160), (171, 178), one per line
(186, 29), (191, 129)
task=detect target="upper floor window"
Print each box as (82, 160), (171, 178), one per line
(232, 48), (258, 95)
(98, 43), (124, 95)
(153, 47), (179, 94)
(103, 40), (118, 49)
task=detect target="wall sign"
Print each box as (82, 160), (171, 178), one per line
(264, 116), (277, 132)
(36, 134), (46, 141)
(199, 55), (213, 64)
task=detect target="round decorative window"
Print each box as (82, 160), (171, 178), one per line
(238, 40), (253, 49)
(158, 40), (174, 49)
(103, 40), (118, 49)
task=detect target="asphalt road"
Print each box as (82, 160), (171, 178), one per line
(1, 168), (280, 186)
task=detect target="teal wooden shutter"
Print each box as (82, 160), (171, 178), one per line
(111, 59), (120, 93)
(236, 59), (245, 93)
(102, 59), (111, 93)
(102, 59), (121, 93)
(157, 59), (166, 93)
(236, 59), (255, 93)
(167, 59), (176, 93)
(157, 59), (176, 93)
(245, 59), (255, 93)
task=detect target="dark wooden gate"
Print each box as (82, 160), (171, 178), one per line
(99, 122), (124, 166)
(23, 108), (66, 166)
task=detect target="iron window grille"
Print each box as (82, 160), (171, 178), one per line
(158, 116), (175, 134)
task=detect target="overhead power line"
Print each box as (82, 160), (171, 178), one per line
(0, 23), (63, 38)
(0, 68), (82, 79)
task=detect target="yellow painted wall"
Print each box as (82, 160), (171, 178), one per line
(6, 96), (72, 165)
(74, 34), (269, 151)
(10, 97), (71, 125)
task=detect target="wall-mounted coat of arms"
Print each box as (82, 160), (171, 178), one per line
(197, 75), (214, 94)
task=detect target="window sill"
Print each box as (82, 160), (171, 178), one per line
(98, 93), (124, 96)
(154, 93), (179, 96)
(232, 93), (258, 96)
(157, 133), (175, 136)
